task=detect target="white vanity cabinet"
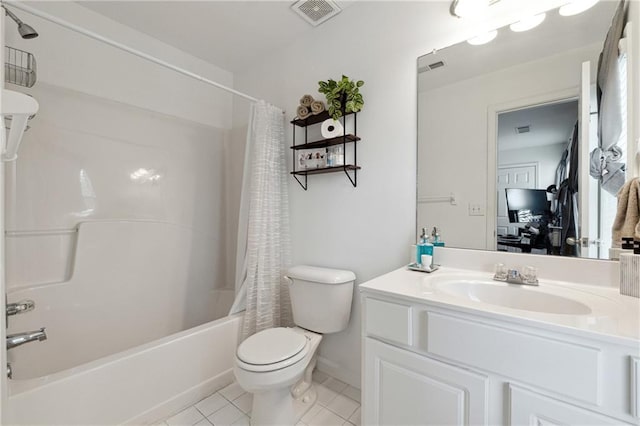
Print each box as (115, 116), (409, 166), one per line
(361, 292), (639, 426)
(364, 337), (488, 425)
(509, 385), (631, 425)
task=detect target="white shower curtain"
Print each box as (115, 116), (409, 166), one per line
(229, 100), (292, 340)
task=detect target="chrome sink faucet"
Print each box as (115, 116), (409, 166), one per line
(7, 327), (47, 350)
(493, 264), (539, 286)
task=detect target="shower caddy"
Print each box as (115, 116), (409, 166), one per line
(290, 110), (361, 190)
(4, 46), (37, 88)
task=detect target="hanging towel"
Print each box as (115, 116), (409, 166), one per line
(310, 100), (325, 115)
(296, 105), (311, 120)
(590, 146), (626, 195)
(300, 94), (314, 107)
(611, 177), (640, 247)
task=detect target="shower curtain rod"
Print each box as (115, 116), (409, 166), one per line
(4, 1), (264, 105)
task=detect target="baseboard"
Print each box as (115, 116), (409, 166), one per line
(316, 356), (360, 389)
(124, 369), (235, 425)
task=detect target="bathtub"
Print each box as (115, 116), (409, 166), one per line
(5, 221), (242, 424)
(6, 313), (242, 424)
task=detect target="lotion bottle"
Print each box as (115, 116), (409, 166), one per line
(431, 227), (444, 265)
(417, 227), (433, 266)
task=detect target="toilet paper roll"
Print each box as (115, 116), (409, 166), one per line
(321, 119), (344, 139)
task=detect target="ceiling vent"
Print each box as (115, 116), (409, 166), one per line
(515, 125), (531, 134)
(418, 61), (446, 74)
(292, 0), (342, 27)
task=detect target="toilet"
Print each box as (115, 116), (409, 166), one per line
(233, 265), (355, 425)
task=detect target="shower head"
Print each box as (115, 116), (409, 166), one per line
(2, 6), (38, 39)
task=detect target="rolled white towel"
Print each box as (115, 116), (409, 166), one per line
(300, 94), (314, 107)
(297, 105), (311, 119)
(310, 100), (325, 115)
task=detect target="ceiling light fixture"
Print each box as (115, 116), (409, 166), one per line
(467, 29), (498, 45)
(558, 0), (599, 17)
(510, 13), (546, 32)
(450, 0), (490, 18)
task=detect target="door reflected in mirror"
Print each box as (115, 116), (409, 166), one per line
(417, 0), (626, 260)
(496, 100), (578, 257)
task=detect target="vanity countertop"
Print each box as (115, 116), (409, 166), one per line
(359, 266), (640, 347)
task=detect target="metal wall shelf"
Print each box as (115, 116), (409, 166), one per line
(291, 110), (355, 127)
(291, 111), (360, 190)
(290, 134), (360, 150)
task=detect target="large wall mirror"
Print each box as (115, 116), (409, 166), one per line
(417, 0), (630, 260)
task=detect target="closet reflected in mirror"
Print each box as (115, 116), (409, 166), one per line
(417, 0), (629, 260)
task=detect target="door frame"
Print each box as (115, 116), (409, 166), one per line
(486, 88), (579, 250)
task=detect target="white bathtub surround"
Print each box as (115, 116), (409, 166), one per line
(7, 221), (228, 379)
(232, 100), (292, 338)
(6, 315), (242, 425)
(5, 83), (233, 289)
(3, 80), (242, 420)
(161, 373), (361, 426)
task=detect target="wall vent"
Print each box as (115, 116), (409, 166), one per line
(291, 0), (342, 27)
(418, 61), (446, 73)
(515, 125), (531, 134)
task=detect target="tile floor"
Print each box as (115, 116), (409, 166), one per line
(160, 370), (361, 426)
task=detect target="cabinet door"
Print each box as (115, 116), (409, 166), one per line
(509, 385), (631, 425)
(364, 337), (488, 426)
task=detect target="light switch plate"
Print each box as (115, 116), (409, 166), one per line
(468, 203), (485, 216)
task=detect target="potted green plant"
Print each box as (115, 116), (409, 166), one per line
(317, 75), (364, 121)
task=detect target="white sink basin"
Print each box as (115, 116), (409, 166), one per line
(433, 279), (592, 315)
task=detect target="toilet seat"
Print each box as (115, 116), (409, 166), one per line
(236, 327), (310, 372)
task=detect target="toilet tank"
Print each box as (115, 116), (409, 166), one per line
(286, 265), (355, 334)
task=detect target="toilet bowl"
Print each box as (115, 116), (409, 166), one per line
(234, 327), (322, 392)
(233, 265), (355, 426)
(234, 327), (322, 425)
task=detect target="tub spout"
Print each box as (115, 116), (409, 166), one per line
(7, 327), (47, 350)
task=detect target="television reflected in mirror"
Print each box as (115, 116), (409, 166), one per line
(417, 0), (630, 260)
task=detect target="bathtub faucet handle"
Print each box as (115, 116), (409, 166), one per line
(7, 299), (35, 316)
(7, 327), (47, 350)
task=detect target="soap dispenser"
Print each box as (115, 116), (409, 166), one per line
(417, 227), (433, 266)
(431, 227), (445, 247)
(431, 227), (444, 266)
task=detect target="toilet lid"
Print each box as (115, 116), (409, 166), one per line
(237, 327), (307, 366)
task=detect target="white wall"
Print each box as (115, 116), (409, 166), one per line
(0, 6), (8, 424)
(417, 44), (600, 251)
(232, 1), (575, 387)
